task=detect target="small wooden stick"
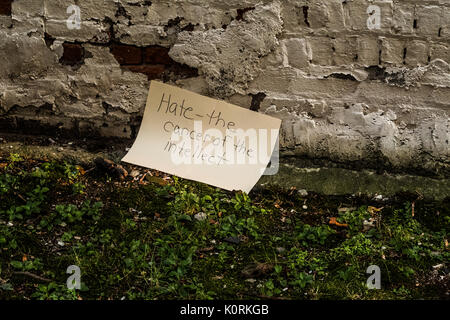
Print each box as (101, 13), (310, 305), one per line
(13, 271), (52, 283)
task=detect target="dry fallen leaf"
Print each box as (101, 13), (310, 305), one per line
(76, 165), (86, 175)
(368, 206), (383, 215)
(198, 246), (214, 253)
(146, 175), (167, 186)
(329, 217), (348, 228)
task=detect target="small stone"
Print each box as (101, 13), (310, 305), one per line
(223, 236), (240, 244)
(194, 212), (207, 221)
(57, 240), (65, 246)
(276, 247), (286, 253)
(130, 170), (140, 178)
(7, 222), (13, 227)
(363, 218), (376, 231)
(57, 147), (64, 152)
(297, 189), (308, 197)
(302, 205), (308, 210)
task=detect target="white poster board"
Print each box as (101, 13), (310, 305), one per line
(122, 81), (281, 193)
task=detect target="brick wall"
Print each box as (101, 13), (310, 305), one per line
(0, 0), (449, 176)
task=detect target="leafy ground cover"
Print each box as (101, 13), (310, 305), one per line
(0, 152), (448, 300)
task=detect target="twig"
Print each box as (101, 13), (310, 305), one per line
(83, 166), (96, 174)
(13, 271), (52, 283)
(139, 172), (147, 184)
(13, 192), (26, 203)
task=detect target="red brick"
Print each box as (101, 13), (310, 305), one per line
(124, 65), (166, 80)
(144, 46), (172, 65)
(60, 43), (84, 66)
(0, 0), (12, 16)
(111, 44), (142, 65)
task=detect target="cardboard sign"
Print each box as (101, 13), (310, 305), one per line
(122, 81), (281, 193)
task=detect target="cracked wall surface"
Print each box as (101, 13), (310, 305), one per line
(0, 0), (449, 176)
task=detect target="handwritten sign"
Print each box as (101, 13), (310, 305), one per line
(122, 81), (281, 193)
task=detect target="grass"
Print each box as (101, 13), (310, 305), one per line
(0, 153), (448, 300)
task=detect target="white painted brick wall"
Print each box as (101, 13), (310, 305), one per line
(0, 0), (449, 175)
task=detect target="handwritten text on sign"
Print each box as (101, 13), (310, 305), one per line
(122, 81), (281, 192)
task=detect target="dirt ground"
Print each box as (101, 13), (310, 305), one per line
(0, 132), (448, 300)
